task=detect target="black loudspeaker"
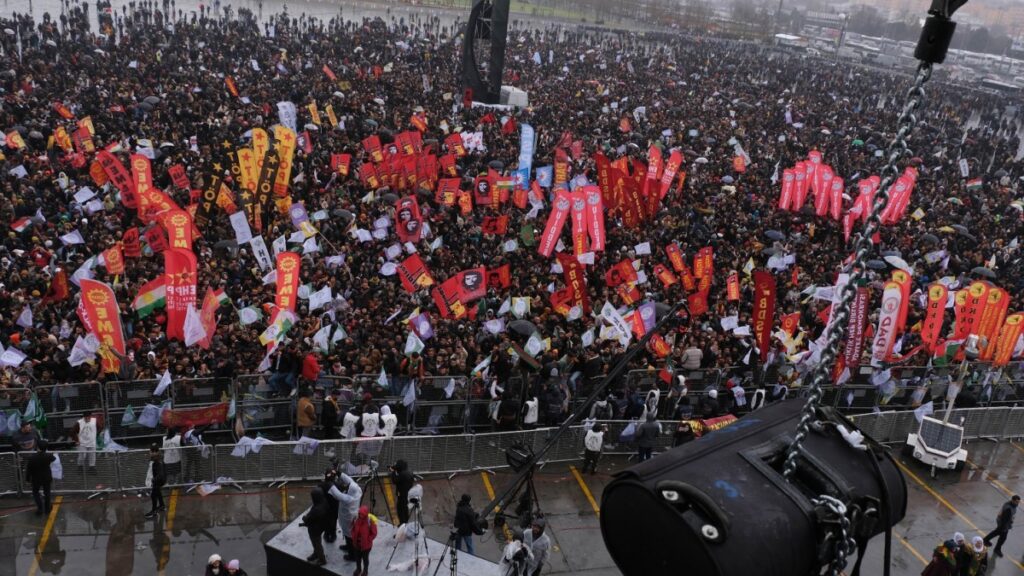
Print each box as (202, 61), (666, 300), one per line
(460, 0), (510, 105)
(600, 399), (906, 576)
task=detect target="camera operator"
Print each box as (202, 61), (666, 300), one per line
(454, 493), (481, 555)
(300, 487), (330, 566)
(318, 468), (340, 544)
(328, 472), (363, 561)
(497, 530), (533, 576)
(390, 459), (415, 526)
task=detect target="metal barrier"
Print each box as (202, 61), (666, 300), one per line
(34, 382), (105, 445)
(0, 452), (20, 495)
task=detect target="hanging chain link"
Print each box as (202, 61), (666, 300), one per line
(780, 61), (934, 573)
(813, 496), (858, 576)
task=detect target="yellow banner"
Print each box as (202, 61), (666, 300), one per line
(272, 125), (297, 198)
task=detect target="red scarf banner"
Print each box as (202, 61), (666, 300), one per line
(395, 196), (424, 244)
(538, 191), (571, 258)
(275, 252), (301, 312)
(161, 403), (229, 429)
(779, 168), (795, 211)
(97, 150), (137, 209)
(921, 283), (948, 352)
(164, 249), (197, 342)
(79, 279), (127, 373)
(843, 287), (870, 369)
(752, 271), (776, 362)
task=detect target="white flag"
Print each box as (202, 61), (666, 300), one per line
(526, 332), (545, 357)
(183, 304), (207, 347)
(250, 236), (273, 271)
(154, 369), (173, 396)
(272, 235), (288, 257)
(512, 297), (531, 319)
(913, 401), (934, 423)
(404, 331), (425, 355)
(0, 347), (27, 368)
(378, 367), (388, 388)
(60, 230), (85, 245)
(238, 306), (262, 326)
(402, 380), (417, 408)
(16, 306), (32, 328)
(313, 325), (332, 352)
(230, 211), (253, 244)
(309, 286), (333, 312)
(68, 334), (100, 367)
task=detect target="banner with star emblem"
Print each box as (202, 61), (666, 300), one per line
(79, 278), (126, 373)
(164, 248), (198, 342)
(275, 252), (301, 312)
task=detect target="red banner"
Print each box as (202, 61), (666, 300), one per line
(829, 177), (844, 221)
(890, 269), (912, 336)
(958, 281), (990, 339)
(98, 150), (138, 209)
(653, 264), (677, 287)
(103, 245), (125, 275)
(781, 312), (800, 338)
(659, 150), (683, 199)
(978, 288), (1009, 361)
(482, 215), (510, 236)
(618, 168), (645, 228)
(605, 259), (638, 287)
(557, 253), (589, 313)
(594, 153), (618, 211)
(921, 283), (948, 352)
(455, 267), (487, 303)
(275, 252), (301, 312)
(164, 249), (197, 342)
(160, 402), (230, 429)
(487, 264), (511, 291)
(793, 161), (810, 210)
(779, 168), (795, 211)
(870, 282), (903, 366)
(79, 279), (126, 373)
(398, 254), (434, 293)
(162, 209), (194, 251)
(198, 288), (220, 350)
(122, 227), (141, 258)
(726, 272), (740, 301)
(570, 190), (587, 256)
(688, 291), (708, 317)
(445, 133), (466, 158)
(994, 313), (1024, 367)
(843, 287), (870, 369)
(395, 196), (423, 244)
(752, 271), (776, 362)
(694, 247), (713, 279)
(362, 135), (384, 163)
(144, 225), (168, 254)
(538, 191), (571, 258)
(168, 164), (190, 189)
(582, 186), (605, 252)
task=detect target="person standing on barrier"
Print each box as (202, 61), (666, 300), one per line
(983, 494), (1019, 557)
(301, 487), (329, 567)
(329, 472), (362, 560)
(25, 440), (55, 515)
(145, 443), (167, 519)
(390, 459), (415, 526)
(635, 412), (661, 463)
(582, 424), (607, 474)
(72, 410), (101, 472)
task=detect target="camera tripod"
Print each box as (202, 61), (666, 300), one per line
(430, 530), (459, 576)
(385, 501), (430, 575)
(359, 459), (388, 513)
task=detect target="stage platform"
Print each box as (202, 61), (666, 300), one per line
(265, 509), (499, 576)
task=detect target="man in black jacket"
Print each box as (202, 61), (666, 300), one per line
(390, 459), (415, 526)
(25, 440), (56, 515)
(145, 443), (167, 519)
(984, 494), (1020, 557)
(318, 468), (340, 543)
(453, 493), (478, 555)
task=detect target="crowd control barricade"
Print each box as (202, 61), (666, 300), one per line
(34, 382), (106, 445)
(173, 377), (227, 407)
(0, 452), (20, 495)
(388, 433), (475, 475)
(36, 448), (120, 495)
(104, 379), (169, 442)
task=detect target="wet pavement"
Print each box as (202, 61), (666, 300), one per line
(7, 442), (1024, 575)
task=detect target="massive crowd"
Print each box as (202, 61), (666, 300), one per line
(0, 0), (1022, 433)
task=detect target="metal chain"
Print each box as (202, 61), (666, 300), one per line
(813, 496), (858, 576)
(780, 62), (934, 572)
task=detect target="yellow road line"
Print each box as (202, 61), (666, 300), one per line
(481, 472), (513, 542)
(966, 458), (1016, 498)
(280, 486), (288, 523)
(27, 495), (62, 576)
(896, 533), (929, 566)
(382, 476), (398, 525)
(897, 460), (1024, 572)
(569, 466), (600, 517)
(157, 489), (179, 576)
(1011, 442), (1024, 458)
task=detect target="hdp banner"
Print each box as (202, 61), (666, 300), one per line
(97, 150), (137, 208)
(921, 283), (948, 352)
(870, 282), (903, 367)
(538, 190), (571, 258)
(752, 271), (776, 362)
(843, 287), (870, 369)
(79, 279), (126, 374)
(164, 248), (197, 342)
(275, 252), (301, 312)
(583, 186), (605, 252)
(161, 402), (229, 429)
(395, 196), (424, 244)
(398, 254), (434, 293)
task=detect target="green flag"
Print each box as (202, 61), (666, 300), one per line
(121, 404), (136, 426)
(520, 223), (535, 247)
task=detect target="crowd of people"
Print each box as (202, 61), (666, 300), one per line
(0, 0), (1019, 453)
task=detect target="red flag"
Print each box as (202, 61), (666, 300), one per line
(693, 247), (713, 279)
(322, 64), (337, 81)
(732, 156), (746, 173)
(445, 133), (466, 158)
(97, 150), (138, 209)
(557, 253), (589, 313)
(330, 153), (352, 177)
(398, 254), (434, 293)
(40, 269), (70, 306)
(649, 334), (671, 358)
(197, 288), (221, 350)
(436, 178), (460, 206)
(164, 248), (197, 342)
(752, 271), (777, 362)
(654, 264), (677, 287)
(225, 76), (239, 97)
(168, 164), (190, 189)
(659, 150), (684, 199)
(538, 191), (572, 258)
(726, 272), (740, 301)
(994, 314), (1024, 367)
(921, 283), (948, 352)
(361, 135), (384, 163)
(779, 168), (795, 211)
(482, 215), (510, 236)
(102, 244), (125, 275)
(977, 287), (1009, 361)
(359, 163), (381, 189)
(144, 225), (168, 254)
(394, 196), (424, 244)
(780, 312), (800, 337)
(582, 186), (605, 252)
(487, 264), (512, 291)
(79, 279), (126, 373)
(605, 259), (638, 287)
(122, 227), (141, 258)
(445, 268), (487, 306)
(688, 291), (708, 317)
(275, 252), (301, 312)
(439, 154), (457, 177)
(617, 283), (641, 305)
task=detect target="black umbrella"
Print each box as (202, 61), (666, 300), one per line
(144, 96), (161, 105)
(920, 233), (939, 245)
(654, 302), (673, 321)
(765, 230), (785, 241)
(332, 209), (354, 220)
(762, 247), (781, 256)
(951, 224), (969, 235)
(866, 260), (886, 270)
(139, 102), (154, 112)
(488, 160), (505, 171)
(509, 320), (538, 336)
(971, 266), (996, 279)
(381, 193), (399, 203)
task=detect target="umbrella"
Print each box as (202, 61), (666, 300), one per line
(144, 96), (161, 105)
(28, 131), (43, 140)
(971, 266), (996, 279)
(695, 157), (709, 164)
(765, 230), (785, 241)
(332, 209), (354, 220)
(851, 139), (864, 147)
(654, 302), (673, 321)
(722, 175), (734, 184)
(139, 102), (154, 112)
(947, 197), (963, 205)
(213, 240), (237, 250)
(884, 255), (911, 272)
(951, 224), (969, 235)
(304, 123), (319, 131)
(488, 160), (505, 171)
(3, 28), (14, 35)
(866, 260), (886, 270)
(45, 39), (57, 47)
(509, 320), (538, 336)
(381, 193), (399, 203)
(762, 247), (781, 256)
(880, 250), (901, 257)
(920, 233), (940, 245)
(363, 119), (379, 129)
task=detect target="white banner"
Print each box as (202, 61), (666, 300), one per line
(250, 236), (273, 271)
(230, 211), (253, 244)
(870, 283), (903, 367)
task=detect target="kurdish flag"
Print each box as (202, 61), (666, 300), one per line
(966, 178), (983, 191)
(214, 288), (231, 308)
(133, 278), (167, 318)
(259, 310), (296, 347)
(10, 217), (31, 233)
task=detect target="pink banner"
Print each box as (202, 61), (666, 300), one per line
(829, 176), (844, 221)
(538, 191), (571, 258)
(779, 168), (795, 211)
(583, 186), (605, 252)
(570, 190), (587, 256)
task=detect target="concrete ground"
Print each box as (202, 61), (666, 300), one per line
(6, 442), (1024, 576)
